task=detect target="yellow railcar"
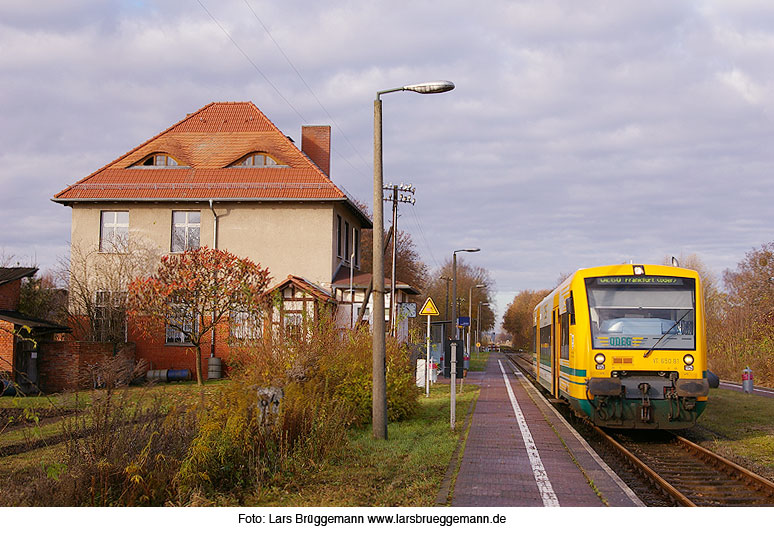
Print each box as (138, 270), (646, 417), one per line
(533, 264), (708, 429)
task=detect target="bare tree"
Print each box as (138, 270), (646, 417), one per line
(61, 238), (160, 343)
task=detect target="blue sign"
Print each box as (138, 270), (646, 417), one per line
(457, 316), (471, 327)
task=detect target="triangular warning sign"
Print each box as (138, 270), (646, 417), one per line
(419, 297), (440, 316)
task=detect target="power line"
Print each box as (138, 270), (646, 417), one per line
(196, 0), (308, 123)
(242, 0), (370, 174)
(407, 203), (441, 271)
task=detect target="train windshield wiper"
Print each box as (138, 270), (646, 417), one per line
(642, 309), (693, 359)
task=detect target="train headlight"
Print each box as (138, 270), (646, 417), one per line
(683, 354), (694, 365)
(633, 265), (645, 276)
(595, 353), (606, 364)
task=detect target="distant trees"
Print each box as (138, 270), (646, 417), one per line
(501, 289), (550, 350)
(711, 244), (774, 384)
(423, 257), (496, 333)
(128, 247), (271, 386)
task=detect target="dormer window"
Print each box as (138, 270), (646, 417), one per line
(230, 152), (286, 168)
(133, 153), (184, 167)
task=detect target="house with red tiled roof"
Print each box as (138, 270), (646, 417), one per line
(53, 102), (373, 375)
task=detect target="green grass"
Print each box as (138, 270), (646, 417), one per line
(468, 350), (490, 372)
(249, 383), (479, 506)
(688, 388), (774, 480)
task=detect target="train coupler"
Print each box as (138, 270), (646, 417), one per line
(639, 383), (652, 423)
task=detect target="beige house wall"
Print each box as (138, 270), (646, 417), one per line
(69, 201), (364, 292)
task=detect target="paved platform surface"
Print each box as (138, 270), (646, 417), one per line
(451, 356), (643, 507)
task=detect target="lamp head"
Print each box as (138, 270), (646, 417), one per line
(403, 80), (455, 94)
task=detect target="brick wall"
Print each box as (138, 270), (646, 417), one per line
(128, 317), (233, 380)
(301, 125), (331, 176)
(37, 341), (131, 393)
(0, 320), (14, 375)
(0, 280), (21, 310)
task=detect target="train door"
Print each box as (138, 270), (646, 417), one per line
(553, 308), (560, 396)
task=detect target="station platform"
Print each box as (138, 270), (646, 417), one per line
(449, 355), (643, 507)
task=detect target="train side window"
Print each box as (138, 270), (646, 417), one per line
(539, 325), (551, 364)
(566, 293), (575, 325)
(532, 325), (537, 353)
(560, 312), (570, 360)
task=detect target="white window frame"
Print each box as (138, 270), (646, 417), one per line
(99, 211), (129, 252)
(284, 313), (303, 338)
(165, 306), (199, 345)
(171, 210), (200, 252)
(230, 310), (263, 341)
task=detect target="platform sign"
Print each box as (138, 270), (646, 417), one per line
(419, 297), (440, 316)
(419, 297), (439, 398)
(399, 302), (417, 318)
(457, 316), (470, 327)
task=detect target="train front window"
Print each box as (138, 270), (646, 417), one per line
(585, 276), (696, 350)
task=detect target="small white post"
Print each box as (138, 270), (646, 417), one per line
(426, 314), (431, 397)
(451, 342), (457, 430)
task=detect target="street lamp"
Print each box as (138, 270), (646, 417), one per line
(373, 80), (454, 440)
(439, 276), (452, 322)
(477, 302), (491, 352)
(451, 248), (480, 342)
(467, 284), (487, 356)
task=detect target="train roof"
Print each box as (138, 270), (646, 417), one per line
(535, 263), (701, 315)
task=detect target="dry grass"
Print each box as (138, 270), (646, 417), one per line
(250, 383), (479, 507)
(686, 388), (774, 481)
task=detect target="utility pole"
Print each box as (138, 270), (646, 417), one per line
(384, 182), (415, 337)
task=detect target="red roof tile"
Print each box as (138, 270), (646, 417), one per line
(53, 102), (348, 203)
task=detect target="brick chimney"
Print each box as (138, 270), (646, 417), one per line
(301, 125), (331, 176)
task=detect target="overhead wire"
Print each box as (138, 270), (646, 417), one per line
(407, 203), (441, 271)
(199, 0), (437, 269)
(196, 0), (309, 124)
(242, 0), (371, 174)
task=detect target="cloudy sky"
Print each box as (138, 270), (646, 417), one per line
(2, 0), (773, 325)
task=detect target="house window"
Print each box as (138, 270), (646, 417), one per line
(344, 221), (350, 261)
(165, 307), (198, 345)
(94, 290), (127, 342)
(336, 215), (342, 258)
(171, 211), (200, 252)
(230, 310), (262, 341)
(285, 313), (303, 339)
(99, 211), (129, 252)
(134, 153), (184, 167)
(230, 152), (286, 168)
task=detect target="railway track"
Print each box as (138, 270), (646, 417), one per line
(596, 428), (774, 506)
(504, 351), (774, 506)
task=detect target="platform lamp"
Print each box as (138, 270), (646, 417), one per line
(451, 248), (480, 342)
(372, 80), (455, 440)
(467, 284), (487, 356)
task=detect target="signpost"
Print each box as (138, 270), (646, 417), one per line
(419, 297), (440, 397)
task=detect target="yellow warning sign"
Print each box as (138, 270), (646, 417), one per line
(419, 297), (440, 316)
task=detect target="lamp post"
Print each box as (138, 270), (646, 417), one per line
(373, 80), (454, 440)
(467, 284), (487, 356)
(452, 248), (480, 342)
(440, 276), (452, 323)
(477, 302), (490, 352)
